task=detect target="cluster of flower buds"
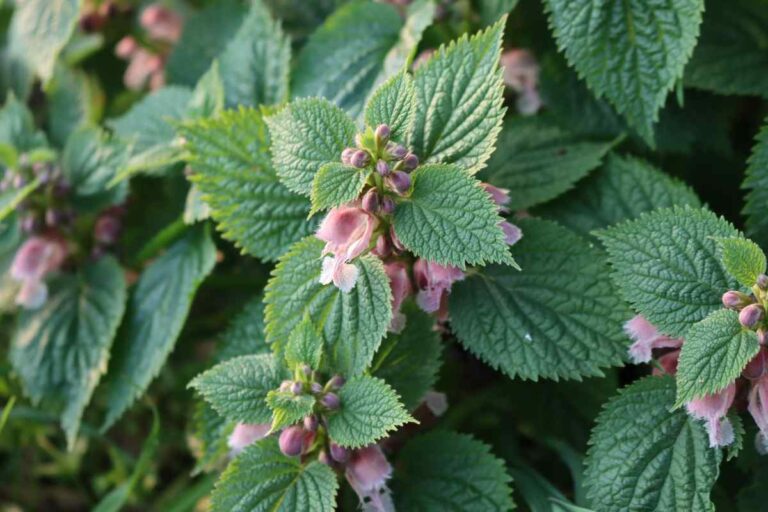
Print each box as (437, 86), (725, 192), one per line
(722, 273), (768, 340)
(114, 3), (182, 91)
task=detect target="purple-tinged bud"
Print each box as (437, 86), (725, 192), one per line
(389, 144), (407, 160)
(301, 364), (312, 377)
(361, 189), (379, 213)
(279, 380), (293, 392)
(341, 148), (356, 165)
(388, 171), (411, 194)
(318, 450), (332, 465)
(758, 274), (768, 290)
(21, 214), (39, 234)
(351, 150), (370, 169)
(760, 330), (768, 346)
(45, 209), (63, 227)
(327, 375), (345, 390)
(330, 442), (348, 462)
(722, 291), (750, 310)
(376, 159), (391, 176)
(290, 381), (304, 395)
(380, 196), (395, 214)
(372, 235), (392, 258)
(304, 415), (319, 432)
(310, 382), (323, 394)
(12, 174), (26, 188)
(375, 124), (391, 141)
(402, 153), (419, 171)
(279, 426), (305, 457)
(390, 226), (406, 252)
(94, 215), (122, 245)
(321, 392), (340, 410)
(740, 304), (765, 329)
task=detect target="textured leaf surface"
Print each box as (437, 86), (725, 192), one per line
(675, 309), (759, 407)
(191, 354), (286, 424)
(684, 0), (768, 98)
(47, 65), (99, 148)
(481, 117), (615, 210)
(266, 391), (316, 431)
(310, 163), (368, 215)
(218, 0), (290, 107)
(266, 98), (356, 196)
(102, 226), (216, 429)
(326, 375), (413, 448)
(292, 1), (402, 117)
(11, 257), (126, 448)
(715, 237), (766, 288)
(544, 0), (704, 141)
(743, 119), (768, 247)
(371, 303), (442, 410)
(409, 18), (505, 174)
(265, 237), (392, 376)
(364, 71), (416, 142)
(392, 430), (515, 511)
(535, 154), (701, 238)
(284, 314), (324, 369)
(0, 94), (47, 151)
(393, 164), (514, 268)
(9, 0), (80, 83)
(211, 438), (338, 512)
(216, 295), (271, 361)
(598, 207), (739, 337)
(181, 108), (315, 261)
(450, 218), (627, 380)
(584, 376), (720, 512)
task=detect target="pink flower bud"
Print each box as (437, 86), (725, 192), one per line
(140, 4), (182, 43)
(500, 221), (522, 246)
(304, 415), (318, 432)
(388, 143), (407, 160)
(310, 382), (323, 394)
(481, 183), (511, 213)
(327, 375), (345, 389)
(330, 442), (348, 462)
(722, 290), (749, 309)
(228, 423), (270, 456)
(290, 381), (303, 395)
(758, 274), (768, 290)
(94, 214), (122, 245)
(279, 426), (305, 456)
(740, 304), (765, 329)
(623, 315), (683, 364)
(351, 150), (370, 169)
(345, 445), (393, 512)
(375, 124), (390, 141)
(402, 153), (419, 171)
(115, 36), (138, 58)
(413, 259), (464, 314)
(341, 148), (356, 165)
(361, 189), (380, 213)
(380, 197), (395, 215)
(388, 171), (411, 194)
(686, 383), (737, 448)
(384, 261), (412, 333)
(376, 159), (391, 176)
(321, 392), (340, 410)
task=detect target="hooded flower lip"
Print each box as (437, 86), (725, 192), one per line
(686, 383), (737, 448)
(227, 423), (270, 456)
(317, 205), (378, 292)
(383, 261), (412, 333)
(413, 259), (464, 315)
(623, 315), (684, 364)
(749, 375), (768, 448)
(10, 236), (67, 309)
(345, 444), (393, 512)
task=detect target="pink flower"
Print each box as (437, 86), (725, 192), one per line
(423, 390), (448, 417)
(500, 49), (542, 116)
(749, 376), (768, 446)
(413, 259), (464, 315)
(652, 350), (680, 376)
(317, 206), (378, 292)
(481, 183), (510, 214)
(383, 262), (412, 333)
(115, 36), (138, 59)
(624, 315), (684, 364)
(686, 383), (737, 448)
(122, 49), (163, 91)
(500, 221), (522, 246)
(227, 423), (270, 456)
(140, 4), (182, 43)
(10, 236), (67, 309)
(743, 347), (768, 380)
(345, 445), (394, 512)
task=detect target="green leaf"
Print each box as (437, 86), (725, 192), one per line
(190, 399), (232, 474)
(265, 237), (392, 376)
(187, 62), (225, 119)
(326, 375), (413, 448)
(101, 226), (216, 430)
(165, 0), (248, 86)
(544, 0), (704, 142)
(285, 314), (324, 370)
(364, 70), (416, 142)
(218, 0), (290, 108)
(393, 164), (513, 268)
(0, 176), (41, 222)
(534, 154), (701, 238)
(183, 184), (211, 225)
(11, 256), (126, 448)
(450, 218), (628, 380)
(8, 0), (81, 83)
(475, 0), (519, 26)
(684, 0), (768, 98)
(211, 438), (338, 512)
(266, 97), (356, 196)
(597, 206), (740, 337)
(291, 1), (403, 117)
(409, 18), (506, 174)
(715, 237), (766, 289)
(675, 309), (759, 407)
(380, 0), (436, 80)
(47, 65), (100, 148)
(743, 118), (768, 247)
(481, 117), (616, 210)
(310, 162), (368, 215)
(584, 376), (720, 512)
(190, 354), (286, 424)
(0, 93), (47, 151)
(61, 127), (128, 212)
(371, 302), (442, 410)
(725, 412), (745, 462)
(180, 107), (316, 261)
(216, 294), (271, 362)
(392, 430), (515, 511)
(265, 391), (316, 432)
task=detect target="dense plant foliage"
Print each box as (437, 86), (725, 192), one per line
(1, 0), (768, 510)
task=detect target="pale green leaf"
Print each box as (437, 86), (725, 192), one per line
(393, 164), (514, 268)
(379, 0), (436, 81)
(326, 375), (413, 448)
(266, 97), (356, 196)
(597, 207), (740, 337)
(675, 309), (760, 407)
(310, 162), (368, 215)
(0, 176), (41, 222)
(265, 236), (392, 376)
(211, 438), (338, 512)
(409, 18), (506, 174)
(265, 391), (316, 432)
(284, 314), (324, 370)
(584, 376), (720, 512)
(715, 237), (766, 289)
(364, 70), (416, 142)
(187, 62), (225, 119)
(450, 218), (628, 380)
(11, 256), (126, 448)
(0, 93), (47, 151)
(47, 65), (100, 148)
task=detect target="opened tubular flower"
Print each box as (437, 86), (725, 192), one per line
(413, 259), (464, 318)
(345, 444), (394, 512)
(317, 205), (378, 292)
(10, 236), (67, 309)
(749, 375), (768, 451)
(623, 315), (684, 364)
(500, 49), (542, 115)
(685, 383), (737, 448)
(227, 423), (270, 456)
(383, 261), (413, 333)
